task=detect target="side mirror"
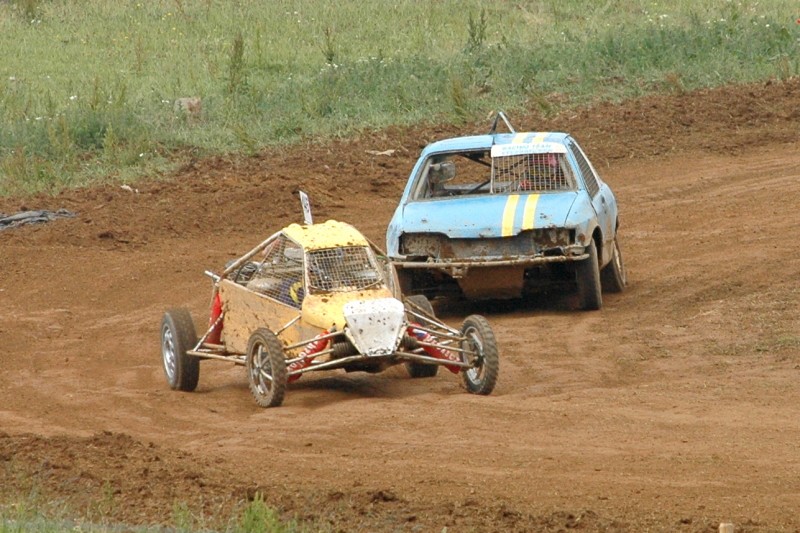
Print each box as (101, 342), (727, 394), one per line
(428, 161), (456, 184)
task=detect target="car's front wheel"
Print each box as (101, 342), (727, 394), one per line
(576, 239), (602, 310)
(246, 328), (287, 408)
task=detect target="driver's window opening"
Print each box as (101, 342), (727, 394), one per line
(417, 150), (574, 199)
(307, 246), (383, 292)
(244, 235), (306, 308)
(421, 151), (490, 199)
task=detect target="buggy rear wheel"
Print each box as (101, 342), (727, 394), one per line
(160, 308), (199, 392)
(460, 315), (499, 395)
(246, 328), (287, 408)
(404, 295), (439, 378)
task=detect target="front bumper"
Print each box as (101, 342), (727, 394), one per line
(393, 244), (589, 279)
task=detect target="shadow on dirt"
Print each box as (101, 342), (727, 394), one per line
(284, 372), (441, 408)
(432, 290), (579, 319)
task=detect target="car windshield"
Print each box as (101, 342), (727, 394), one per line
(412, 150), (576, 199)
(492, 152), (575, 192)
(306, 246), (384, 292)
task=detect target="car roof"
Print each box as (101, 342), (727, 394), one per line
(283, 219), (370, 251)
(420, 131), (572, 156)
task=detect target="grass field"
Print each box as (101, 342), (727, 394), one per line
(0, 490), (300, 532)
(1, 0), (797, 194)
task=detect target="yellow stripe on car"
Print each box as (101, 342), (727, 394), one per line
(522, 194), (540, 230)
(502, 194), (520, 237)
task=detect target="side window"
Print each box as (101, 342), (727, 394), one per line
(568, 141), (600, 198)
(411, 151), (491, 199)
(246, 235), (305, 308)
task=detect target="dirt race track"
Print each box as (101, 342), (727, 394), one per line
(1, 79), (800, 532)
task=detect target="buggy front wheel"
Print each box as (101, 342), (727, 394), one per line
(246, 328), (287, 408)
(460, 315), (499, 395)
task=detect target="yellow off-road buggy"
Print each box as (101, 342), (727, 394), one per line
(160, 213), (499, 408)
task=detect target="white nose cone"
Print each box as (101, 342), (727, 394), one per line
(343, 298), (406, 356)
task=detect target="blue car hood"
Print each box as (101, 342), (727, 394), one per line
(400, 192), (579, 238)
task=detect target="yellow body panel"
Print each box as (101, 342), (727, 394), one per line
(218, 280), (301, 353)
(301, 287), (394, 330)
(219, 281), (394, 354)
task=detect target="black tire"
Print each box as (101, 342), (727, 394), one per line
(600, 237), (627, 293)
(160, 308), (200, 392)
(460, 315), (499, 395)
(246, 328), (287, 408)
(576, 239), (602, 311)
(396, 268), (415, 297)
(404, 295), (439, 378)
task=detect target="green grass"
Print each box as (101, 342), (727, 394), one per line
(0, 491), (301, 532)
(1, 0), (798, 194)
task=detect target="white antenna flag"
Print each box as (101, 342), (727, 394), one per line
(299, 191), (313, 225)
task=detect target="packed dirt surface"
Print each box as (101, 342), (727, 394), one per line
(2, 78), (800, 532)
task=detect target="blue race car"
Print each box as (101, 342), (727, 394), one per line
(386, 113), (626, 310)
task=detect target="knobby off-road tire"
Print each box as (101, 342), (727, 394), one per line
(460, 315), (499, 395)
(600, 237), (627, 293)
(160, 308), (200, 392)
(576, 239), (602, 311)
(404, 295), (439, 378)
(246, 328), (287, 408)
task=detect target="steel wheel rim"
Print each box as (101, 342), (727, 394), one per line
(464, 327), (485, 383)
(161, 324), (177, 381)
(251, 343), (273, 396)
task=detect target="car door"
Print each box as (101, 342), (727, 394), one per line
(567, 138), (616, 265)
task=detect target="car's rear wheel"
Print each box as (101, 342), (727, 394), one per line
(576, 239), (602, 310)
(601, 237), (627, 293)
(404, 295), (439, 378)
(246, 328), (287, 408)
(161, 308), (200, 392)
(460, 315), (499, 395)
